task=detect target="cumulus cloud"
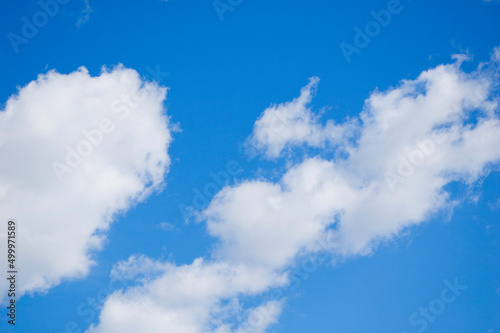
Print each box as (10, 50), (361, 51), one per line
(87, 256), (286, 333)
(213, 49), (500, 261)
(206, 50), (500, 321)
(247, 77), (357, 158)
(0, 65), (172, 299)
(89, 48), (500, 333)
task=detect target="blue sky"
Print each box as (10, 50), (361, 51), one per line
(1, 0), (500, 332)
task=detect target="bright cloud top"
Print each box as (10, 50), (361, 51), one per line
(87, 255), (286, 333)
(225, 49), (500, 260)
(0, 66), (172, 299)
(247, 76), (357, 158)
(88, 49), (500, 333)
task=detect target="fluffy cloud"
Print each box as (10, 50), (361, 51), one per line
(205, 159), (353, 269)
(213, 49), (500, 262)
(86, 256), (286, 333)
(247, 77), (357, 158)
(0, 66), (172, 299)
(206, 49), (500, 320)
(88, 48), (500, 333)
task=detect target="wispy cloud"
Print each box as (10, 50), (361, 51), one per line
(158, 222), (176, 231)
(77, 0), (93, 28)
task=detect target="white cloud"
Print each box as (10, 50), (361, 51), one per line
(88, 48), (500, 333)
(247, 76), (357, 158)
(215, 50), (500, 261)
(0, 65), (172, 299)
(87, 257), (286, 333)
(204, 158), (353, 269)
(234, 301), (283, 333)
